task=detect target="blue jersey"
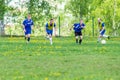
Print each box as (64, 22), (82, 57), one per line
(73, 23), (85, 32)
(46, 22), (56, 30)
(23, 19), (34, 31)
(99, 22), (105, 35)
(99, 22), (105, 30)
(102, 23), (105, 27)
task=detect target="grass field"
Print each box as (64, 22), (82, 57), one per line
(0, 36), (120, 80)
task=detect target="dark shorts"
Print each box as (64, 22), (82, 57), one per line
(46, 29), (53, 35)
(100, 29), (106, 36)
(75, 31), (82, 36)
(25, 30), (31, 35)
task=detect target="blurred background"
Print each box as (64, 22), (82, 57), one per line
(0, 0), (120, 37)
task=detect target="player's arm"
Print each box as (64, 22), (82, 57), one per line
(100, 27), (105, 33)
(31, 25), (34, 30)
(70, 24), (74, 31)
(45, 23), (48, 31)
(81, 24), (85, 29)
(98, 20), (101, 31)
(22, 25), (25, 32)
(22, 21), (26, 32)
(31, 20), (34, 30)
(100, 23), (105, 33)
(54, 23), (56, 36)
(98, 22), (100, 32)
(81, 26), (85, 29)
(45, 23), (48, 36)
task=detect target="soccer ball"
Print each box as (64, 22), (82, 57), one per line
(101, 40), (106, 44)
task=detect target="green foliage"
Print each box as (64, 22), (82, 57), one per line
(90, 0), (120, 36)
(2, 0), (120, 36)
(0, 0), (5, 20)
(28, 0), (52, 22)
(65, 0), (92, 18)
(24, 0), (53, 35)
(0, 0), (13, 20)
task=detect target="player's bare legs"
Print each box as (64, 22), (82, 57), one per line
(75, 36), (78, 43)
(98, 35), (102, 42)
(98, 34), (110, 43)
(49, 34), (52, 45)
(25, 34), (31, 43)
(79, 35), (83, 44)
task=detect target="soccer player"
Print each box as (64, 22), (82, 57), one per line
(73, 19), (85, 44)
(23, 14), (34, 43)
(97, 18), (110, 42)
(45, 19), (56, 45)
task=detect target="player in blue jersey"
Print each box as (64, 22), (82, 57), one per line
(45, 19), (56, 45)
(23, 14), (34, 43)
(73, 19), (85, 44)
(97, 18), (110, 42)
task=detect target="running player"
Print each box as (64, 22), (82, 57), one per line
(73, 19), (85, 44)
(23, 14), (34, 43)
(45, 19), (56, 45)
(97, 18), (110, 42)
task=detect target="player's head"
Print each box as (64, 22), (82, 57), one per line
(50, 19), (54, 24)
(27, 14), (31, 20)
(80, 19), (83, 24)
(98, 18), (102, 22)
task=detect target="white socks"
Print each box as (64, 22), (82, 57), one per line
(98, 38), (101, 42)
(49, 37), (53, 45)
(103, 35), (108, 38)
(98, 35), (109, 42)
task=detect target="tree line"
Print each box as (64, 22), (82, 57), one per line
(0, 0), (120, 36)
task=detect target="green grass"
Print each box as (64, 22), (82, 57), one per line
(0, 36), (120, 80)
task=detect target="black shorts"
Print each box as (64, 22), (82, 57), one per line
(75, 32), (82, 36)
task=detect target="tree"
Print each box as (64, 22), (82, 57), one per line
(91, 0), (119, 36)
(0, 0), (13, 36)
(0, 0), (5, 35)
(28, 0), (51, 22)
(65, 0), (92, 18)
